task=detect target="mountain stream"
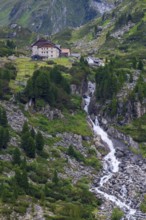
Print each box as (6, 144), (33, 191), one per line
(83, 82), (139, 220)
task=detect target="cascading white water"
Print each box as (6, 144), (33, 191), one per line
(84, 82), (136, 220)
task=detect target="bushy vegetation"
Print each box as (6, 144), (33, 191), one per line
(0, 62), (17, 99)
(0, 155), (101, 219)
(0, 55), (103, 218)
(95, 58), (129, 102)
(119, 113), (146, 144)
(0, 40), (16, 57)
(140, 195), (146, 213)
(29, 111), (92, 136)
(67, 145), (101, 170)
(21, 122), (44, 158)
(70, 59), (89, 86)
(22, 66), (71, 108)
(129, 74), (146, 102)
(0, 107), (10, 149)
(68, 145), (85, 162)
(111, 208), (124, 220)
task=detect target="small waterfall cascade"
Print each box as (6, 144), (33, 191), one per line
(83, 81), (138, 220)
(25, 99), (33, 111)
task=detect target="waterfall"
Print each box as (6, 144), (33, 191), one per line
(84, 82), (137, 220)
(25, 99), (33, 111)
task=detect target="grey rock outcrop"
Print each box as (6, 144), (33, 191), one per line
(0, 101), (26, 132)
(39, 105), (64, 120)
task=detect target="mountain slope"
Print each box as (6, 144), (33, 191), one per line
(0, 0), (115, 34)
(54, 0), (146, 58)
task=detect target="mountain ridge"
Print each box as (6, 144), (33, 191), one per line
(0, 0), (115, 34)
(51, 0), (146, 58)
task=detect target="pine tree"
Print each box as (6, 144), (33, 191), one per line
(20, 157), (27, 170)
(21, 169), (29, 190)
(26, 136), (35, 158)
(6, 40), (16, 49)
(0, 108), (8, 127)
(15, 168), (22, 186)
(30, 127), (35, 139)
(52, 170), (59, 186)
(132, 57), (137, 69)
(15, 168), (29, 190)
(0, 127), (9, 149)
(80, 56), (84, 64)
(50, 66), (62, 85)
(21, 133), (35, 158)
(3, 128), (10, 148)
(12, 179), (18, 202)
(36, 131), (44, 151)
(21, 132), (30, 151)
(35, 72), (51, 102)
(0, 81), (3, 98)
(1, 186), (10, 203)
(22, 121), (29, 134)
(138, 60), (144, 71)
(13, 148), (21, 165)
(68, 145), (75, 157)
(0, 126), (4, 149)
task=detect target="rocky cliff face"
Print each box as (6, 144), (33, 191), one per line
(0, 0), (115, 34)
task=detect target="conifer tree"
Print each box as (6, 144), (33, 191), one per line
(26, 136), (35, 158)
(15, 168), (22, 186)
(11, 178), (18, 201)
(3, 128), (10, 148)
(15, 168), (29, 190)
(21, 169), (29, 190)
(21, 132), (30, 151)
(68, 145), (75, 157)
(22, 121), (29, 134)
(138, 60), (144, 71)
(0, 108), (8, 127)
(30, 127), (35, 139)
(52, 170), (59, 186)
(21, 121), (36, 158)
(50, 66), (62, 84)
(132, 57), (137, 69)
(0, 126), (9, 149)
(0, 126), (4, 149)
(13, 148), (21, 166)
(1, 186), (10, 202)
(0, 81), (3, 98)
(20, 157), (27, 170)
(36, 131), (44, 151)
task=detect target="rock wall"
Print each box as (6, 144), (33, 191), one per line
(71, 77), (88, 96)
(88, 95), (146, 125)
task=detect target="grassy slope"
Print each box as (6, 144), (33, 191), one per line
(0, 0), (17, 25)
(0, 26), (37, 50)
(9, 57), (72, 93)
(52, 0), (146, 58)
(0, 56), (103, 219)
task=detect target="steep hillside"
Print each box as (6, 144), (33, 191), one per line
(0, 58), (105, 220)
(54, 0), (146, 58)
(0, 0), (115, 34)
(2, 0), (146, 219)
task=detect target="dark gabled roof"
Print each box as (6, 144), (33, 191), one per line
(31, 38), (47, 47)
(31, 38), (61, 51)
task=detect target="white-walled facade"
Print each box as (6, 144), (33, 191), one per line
(31, 39), (60, 59)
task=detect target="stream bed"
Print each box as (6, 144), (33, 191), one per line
(84, 81), (146, 220)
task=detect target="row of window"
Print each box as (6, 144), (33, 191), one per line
(41, 51), (54, 54)
(41, 48), (54, 51)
